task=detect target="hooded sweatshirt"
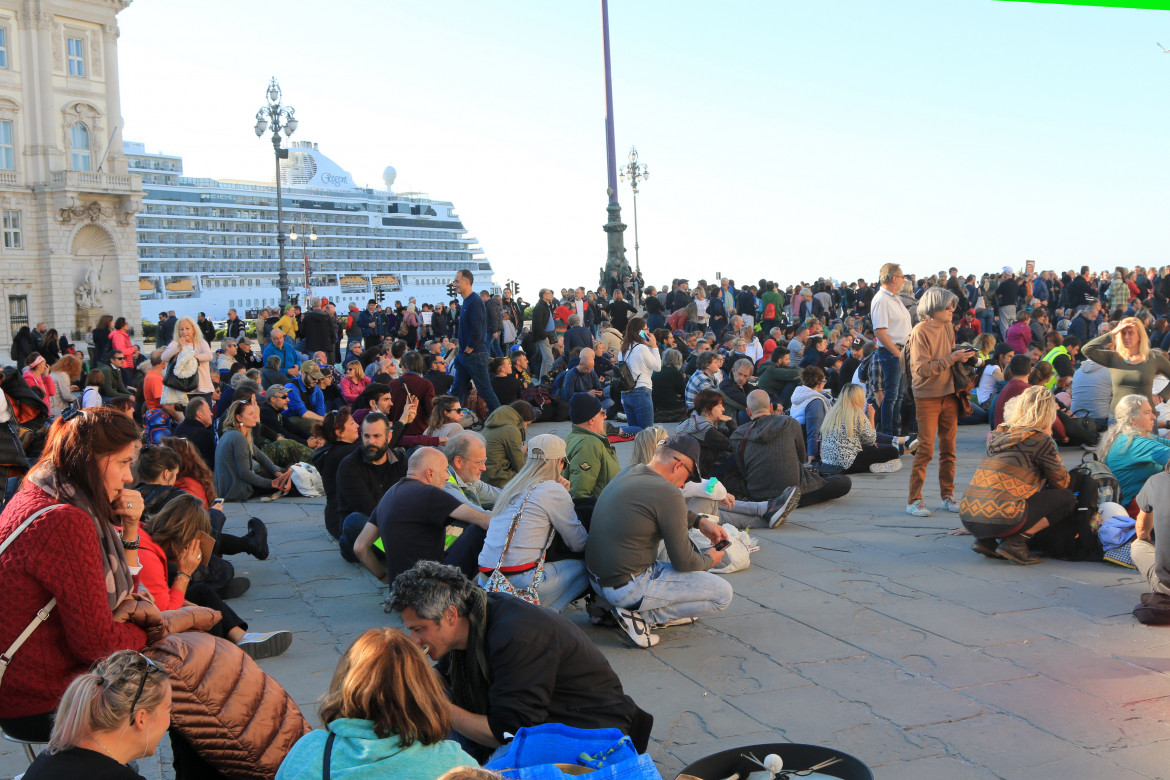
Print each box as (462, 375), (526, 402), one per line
(275, 718), (475, 780)
(482, 404), (527, 487)
(1069, 359), (1112, 420)
(958, 427), (1069, 533)
(789, 385), (831, 425)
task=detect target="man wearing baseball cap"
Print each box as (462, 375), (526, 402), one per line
(283, 359), (326, 438)
(585, 433), (733, 648)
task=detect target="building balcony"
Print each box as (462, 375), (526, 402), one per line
(49, 170), (138, 194)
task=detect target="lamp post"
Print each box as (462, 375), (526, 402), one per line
(254, 77), (298, 308)
(599, 0), (628, 290)
(618, 146), (648, 279)
(288, 215), (317, 303)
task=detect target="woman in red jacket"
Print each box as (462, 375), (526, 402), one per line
(0, 407), (152, 742)
(139, 494), (290, 660)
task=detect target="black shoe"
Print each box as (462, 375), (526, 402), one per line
(217, 576), (251, 600)
(971, 539), (999, 558)
(996, 533), (1040, 565)
(245, 517), (269, 561)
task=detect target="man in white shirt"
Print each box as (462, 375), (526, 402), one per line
(870, 262), (913, 436)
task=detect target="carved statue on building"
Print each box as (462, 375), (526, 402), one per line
(74, 257), (111, 309)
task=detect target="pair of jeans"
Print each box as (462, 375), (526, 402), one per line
(977, 308), (995, 337)
(998, 305), (1016, 339)
(451, 350), (501, 412)
(909, 394), (959, 504)
(799, 474), (852, 506)
(594, 560), (733, 625)
(1132, 539), (1170, 596)
(489, 334), (503, 357)
(875, 346), (904, 436)
(535, 339), (555, 383)
(845, 444), (901, 474)
(685, 495), (773, 529)
(339, 512), (379, 563)
(476, 559), (588, 612)
(646, 313), (665, 331)
(620, 387), (654, 433)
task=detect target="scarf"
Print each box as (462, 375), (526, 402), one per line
(26, 465), (134, 611)
(448, 588), (492, 716)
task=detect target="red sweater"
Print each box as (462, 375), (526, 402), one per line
(0, 486), (146, 718)
(137, 530), (185, 611)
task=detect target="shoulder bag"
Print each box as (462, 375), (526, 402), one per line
(0, 504), (65, 690)
(163, 347), (199, 392)
(483, 486), (554, 605)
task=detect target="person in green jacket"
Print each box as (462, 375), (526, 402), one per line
(755, 346), (801, 409)
(277, 628), (476, 780)
(481, 400), (535, 488)
(564, 393), (620, 499)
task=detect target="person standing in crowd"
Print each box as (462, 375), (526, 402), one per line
(870, 263), (913, 436)
(530, 288), (558, 383)
(618, 317), (661, 434)
(450, 269), (501, 413)
(905, 287), (977, 518)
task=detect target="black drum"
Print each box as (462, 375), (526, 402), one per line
(677, 742), (872, 780)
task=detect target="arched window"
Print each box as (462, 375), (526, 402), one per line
(71, 123), (90, 172)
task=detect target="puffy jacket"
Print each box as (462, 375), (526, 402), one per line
(148, 631), (310, 780)
(482, 404), (527, 487)
(299, 309), (335, 355)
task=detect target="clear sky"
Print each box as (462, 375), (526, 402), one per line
(116, 0), (1170, 296)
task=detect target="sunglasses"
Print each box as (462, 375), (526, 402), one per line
(128, 653), (166, 717)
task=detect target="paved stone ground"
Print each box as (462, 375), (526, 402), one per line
(4, 422), (1170, 780)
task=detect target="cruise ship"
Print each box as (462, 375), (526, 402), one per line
(124, 141), (496, 320)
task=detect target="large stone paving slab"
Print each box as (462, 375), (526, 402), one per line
(3, 423), (1168, 780)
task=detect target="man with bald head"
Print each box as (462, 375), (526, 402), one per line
(563, 347), (613, 415)
(352, 446), (492, 584)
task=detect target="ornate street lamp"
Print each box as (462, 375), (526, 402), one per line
(254, 77), (298, 308)
(619, 145), (648, 280)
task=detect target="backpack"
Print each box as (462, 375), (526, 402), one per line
(763, 301), (776, 321)
(1076, 451), (1119, 506)
(612, 348), (639, 393)
(288, 462), (325, 497)
(1031, 466), (1104, 561)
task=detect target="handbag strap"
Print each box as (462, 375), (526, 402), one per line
(322, 731), (336, 780)
(488, 485), (542, 575)
(0, 504), (66, 689)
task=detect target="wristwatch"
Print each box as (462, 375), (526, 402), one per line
(121, 536), (140, 551)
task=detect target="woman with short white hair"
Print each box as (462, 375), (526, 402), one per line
(1100, 393), (1170, 508)
(905, 286), (980, 517)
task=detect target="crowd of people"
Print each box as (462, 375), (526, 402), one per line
(3, 262), (1170, 778)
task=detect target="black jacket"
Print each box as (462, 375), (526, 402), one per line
(531, 300), (556, 343)
(336, 447), (408, 518)
(198, 318), (216, 344)
(439, 593), (638, 745)
(312, 440), (360, 538)
(173, 420), (217, 472)
(300, 309), (336, 355)
(226, 317), (245, 340)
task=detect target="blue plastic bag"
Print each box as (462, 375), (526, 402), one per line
(484, 723), (645, 775)
(499, 754), (662, 780)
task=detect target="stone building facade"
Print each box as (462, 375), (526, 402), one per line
(0, 0), (141, 358)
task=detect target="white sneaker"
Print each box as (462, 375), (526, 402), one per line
(903, 437), (919, 455)
(869, 460), (903, 473)
(941, 497), (961, 513)
(767, 486), (801, 528)
(615, 412), (627, 422)
(612, 608), (659, 648)
(906, 501), (932, 517)
(236, 630), (293, 660)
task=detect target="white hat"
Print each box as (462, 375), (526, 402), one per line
(1002, 266), (1014, 275)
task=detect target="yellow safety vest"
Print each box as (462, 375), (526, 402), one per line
(1041, 346), (1069, 390)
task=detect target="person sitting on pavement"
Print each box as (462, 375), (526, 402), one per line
(427, 394), (468, 440)
(481, 400), (535, 488)
(261, 326), (299, 372)
(718, 358), (756, 424)
(729, 389), (850, 513)
(390, 350), (437, 437)
(387, 561), (649, 756)
(311, 407), (362, 540)
(586, 433), (734, 648)
(1100, 393), (1170, 510)
(675, 388), (734, 479)
(340, 359), (370, 406)
(563, 314), (593, 354)
(261, 354), (289, 389)
(284, 360), (327, 440)
(443, 432), (502, 511)
(140, 493), (292, 659)
(755, 346), (800, 409)
(424, 352), (455, 396)
(820, 384), (914, 474)
(21, 650), (172, 779)
(1071, 354), (1113, 432)
(1132, 472), (1170, 612)
(789, 366), (834, 464)
(276, 627), (476, 780)
(352, 381), (393, 426)
(258, 382), (308, 444)
(173, 396), (218, 471)
(992, 354), (1035, 427)
(95, 345), (132, 400)
(684, 351), (723, 411)
(651, 347), (688, 421)
(214, 400), (292, 501)
(476, 434), (588, 611)
(959, 386), (1074, 564)
(338, 412), (411, 563)
(564, 393), (621, 499)
(352, 447), (492, 584)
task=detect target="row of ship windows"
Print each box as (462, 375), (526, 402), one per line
(137, 249), (470, 262)
(138, 260), (467, 273)
(139, 209), (457, 236)
(138, 236), (468, 251)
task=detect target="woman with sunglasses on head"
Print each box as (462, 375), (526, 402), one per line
(340, 359), (370, 406)
(22, 650), (170, 780)
(0, 407), (154, 744)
